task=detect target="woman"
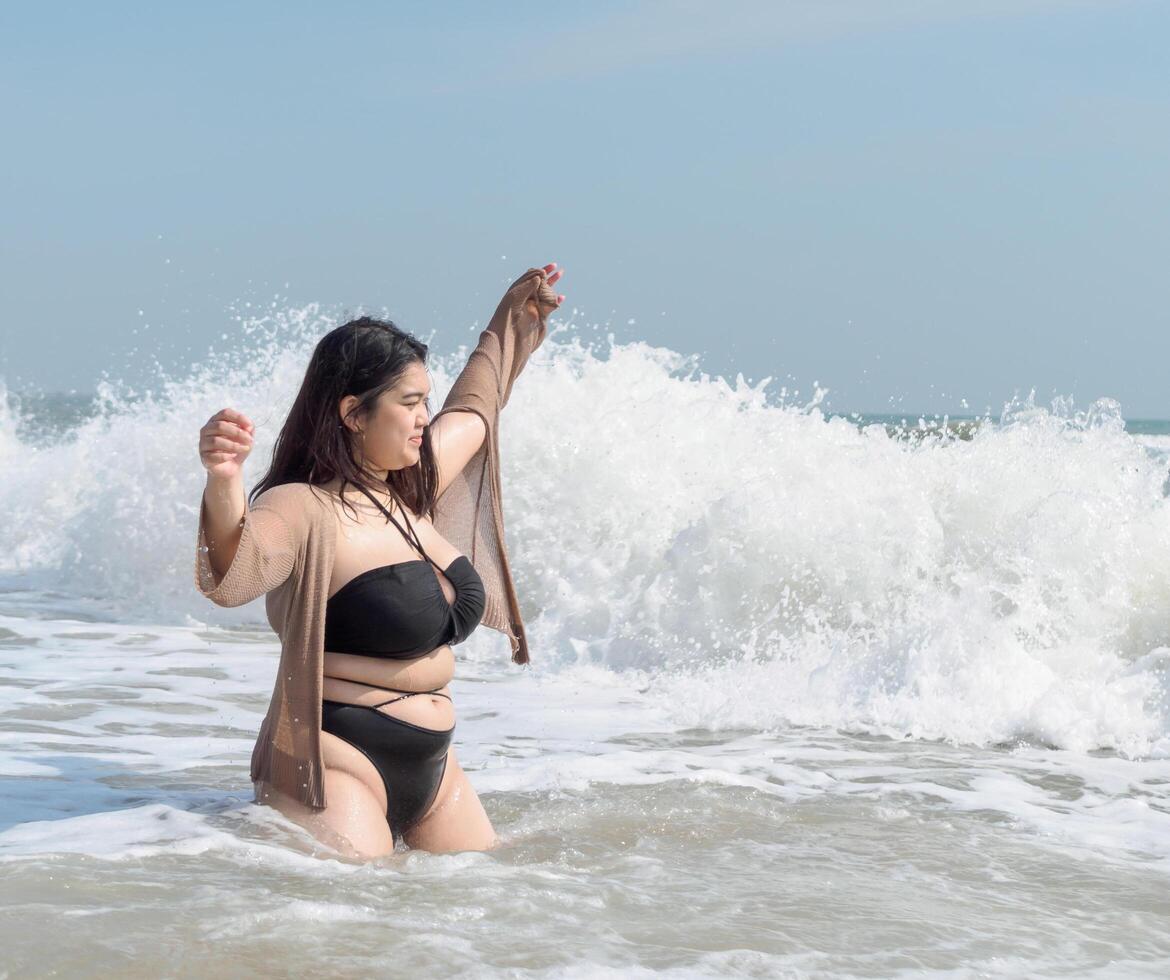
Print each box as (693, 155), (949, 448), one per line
(195, 263), (565, 858)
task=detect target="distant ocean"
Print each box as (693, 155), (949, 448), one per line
(2, 319), (1169, 977)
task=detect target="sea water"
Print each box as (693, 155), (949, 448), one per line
(1, 311), (1168, 978)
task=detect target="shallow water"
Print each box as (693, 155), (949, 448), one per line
(2, 615), (1169, 978)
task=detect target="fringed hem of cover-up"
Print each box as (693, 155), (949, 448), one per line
(480, 589), (526, 665)
(251, 737), (326, 810)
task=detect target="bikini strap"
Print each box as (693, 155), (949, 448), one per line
(371, 689), (453, 709)
(354, 484), (437, 569)
(396, 508), (437, 570)
(329, 677), (451, 707)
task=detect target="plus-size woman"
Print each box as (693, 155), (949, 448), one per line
(195, 264), (564, 858)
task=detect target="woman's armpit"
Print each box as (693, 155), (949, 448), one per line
(431, 409), (488, 500)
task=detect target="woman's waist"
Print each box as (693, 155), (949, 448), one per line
(323, 643), (455, 693)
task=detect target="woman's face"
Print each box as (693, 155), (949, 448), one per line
(344, 360), (431, 474)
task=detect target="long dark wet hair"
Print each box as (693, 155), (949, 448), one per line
(249, 316), (440, 523)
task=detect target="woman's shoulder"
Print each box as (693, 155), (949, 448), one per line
(252, 482), (334, 526)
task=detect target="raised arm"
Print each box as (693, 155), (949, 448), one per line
(195, 408), (297, 607)
(430, 263), (565, 500)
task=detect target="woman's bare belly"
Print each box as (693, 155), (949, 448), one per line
(322, 643), (456, 730)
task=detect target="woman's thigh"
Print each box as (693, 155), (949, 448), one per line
(403, 747), (499, 854)
(257, 728), (400, 857)
(319, 727), (390, 812)
(256, 764), (395, 860)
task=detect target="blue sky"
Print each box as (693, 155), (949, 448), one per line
(2, 1), (1168, 416)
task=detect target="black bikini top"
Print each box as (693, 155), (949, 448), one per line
(324, 490), (486, 659)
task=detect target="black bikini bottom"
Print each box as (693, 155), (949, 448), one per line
(320, 688), (455, 840)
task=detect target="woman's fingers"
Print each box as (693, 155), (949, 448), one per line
(200, 439), (249, 456)
(203, 419), (254, 445)
(540, 262), (565, 304)
(214, 407), (254, 433)
(213, 420), (252, 440)
(203, 435), (251, 453)
(509, 263), (566, 313)
(199, 408), (253, 473)
(200, 445), (249, 463)
(200, 417), (252, 456)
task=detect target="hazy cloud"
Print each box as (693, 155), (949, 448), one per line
(482, 0), (1126, 86)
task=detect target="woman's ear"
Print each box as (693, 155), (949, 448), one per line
(338, 394), (362, 433)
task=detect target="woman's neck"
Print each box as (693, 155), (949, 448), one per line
(325, 476), (384, 499)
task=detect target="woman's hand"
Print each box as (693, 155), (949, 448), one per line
(536, 261), (566, 316)
(199, 408), (255, 481)
(505, 262), (566, 322)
